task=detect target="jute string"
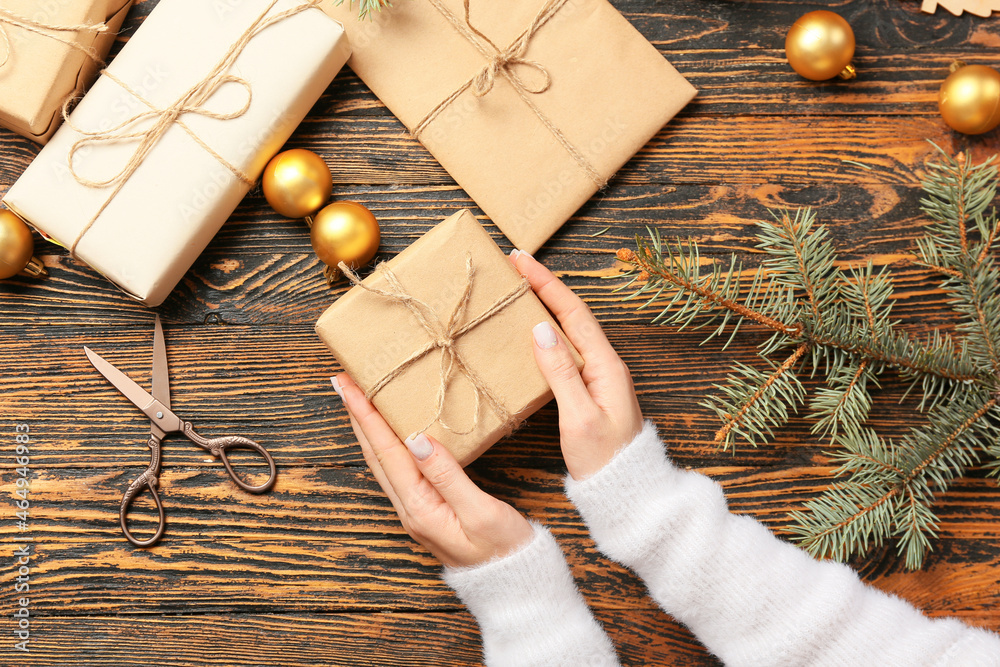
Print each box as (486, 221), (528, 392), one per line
(413, 0), (606, 188)
(0, 7), (108, 70)
(63, 0), (322, 256)
(340, 255), (531, 436)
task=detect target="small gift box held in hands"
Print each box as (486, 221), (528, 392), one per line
(321, 0), (697, 254)
(3, 0), (351, 306)
(0, 0), (132, 143)
(316, 210), (581, 465)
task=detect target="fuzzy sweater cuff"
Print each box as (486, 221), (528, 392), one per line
(444, 522), (619, 667)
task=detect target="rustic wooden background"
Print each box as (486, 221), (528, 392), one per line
(2, 0), (1000, 665)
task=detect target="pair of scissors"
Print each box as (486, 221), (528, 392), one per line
(84, 315), (277, 547)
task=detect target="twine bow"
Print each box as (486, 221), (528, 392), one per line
(467, 11), (552, 97)
(63, 0), (322, 256)
(340, 255), (531, 436)
(414, 0), (606, 188)
(0, 7), (108, 70)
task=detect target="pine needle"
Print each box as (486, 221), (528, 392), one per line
(334, 0), (394, 20)
(841, 159), (874, 171)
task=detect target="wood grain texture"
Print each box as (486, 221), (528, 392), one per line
(1, 0), (999, 665)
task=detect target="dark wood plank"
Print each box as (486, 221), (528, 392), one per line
(1, 465), (997, 622)
(0, 611), (722, 667)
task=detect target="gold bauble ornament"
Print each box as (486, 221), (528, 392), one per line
(310, 202), (380, 280)
(939, 63), (1000, 135)
(785, 10), (856, 81)
(262, 149), (333, 218)
(0, 210), (46, 280)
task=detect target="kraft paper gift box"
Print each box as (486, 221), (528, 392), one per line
(320, 0), (696, 254)
(0, 0), (133, 143)
(316, 210), (581, 466)
(2, 0), (351, 306)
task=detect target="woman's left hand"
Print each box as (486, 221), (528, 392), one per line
(333, 373), (535, 569)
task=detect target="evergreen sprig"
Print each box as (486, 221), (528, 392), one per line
(334, 0), (394, 20)
(614, 145), (1000, 570)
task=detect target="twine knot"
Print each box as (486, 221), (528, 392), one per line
(412, 0), (606, 189)
(472, 49), (551, 97)
(340, 254), (531, 437)
(434, 336), (455, 351)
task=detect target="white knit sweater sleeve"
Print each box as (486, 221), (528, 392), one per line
(565, 421), (1000, 667)
(443, 522), (620, 667)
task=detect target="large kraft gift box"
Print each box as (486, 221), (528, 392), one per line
(316, 210), (581, 465)
(2, 0), (351, 306)
(320, 0), (696, 253)
(0, 0), (132, 143)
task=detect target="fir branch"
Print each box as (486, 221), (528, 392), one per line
(809, 360), (874, 440)
(952, 256), (1000, 378)
(845, 262), (895, 340)
(333, 0), (394, 20)
(791, 393), (998, 569)
(975, 211), (1000, 265)
(616, 147), (1000, 570)
(919, 145), (998, 266)
(787, 472), (900, 564)
(805, 315), (981, 384)
(707, 343), (809, 449)
(757, 208), (840, 325)
(616, 239), (800, 339)
(920, 261), (963, 279)
(900, 395), (997, 488)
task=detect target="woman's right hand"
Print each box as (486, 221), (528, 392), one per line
(510, 249), (644, 481)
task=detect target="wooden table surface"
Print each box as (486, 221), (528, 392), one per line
(3, 1), (1000, 665)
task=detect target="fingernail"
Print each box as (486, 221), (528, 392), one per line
(516, 248), (532, 259)
(331, 376), (343, 400)
(509, 248), (520, 260)
(532, 321), (558, 349)
(404, 433), (434, 461)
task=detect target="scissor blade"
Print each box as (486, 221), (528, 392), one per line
(84, 347), (182, 433)
(151, 315), (170, 410)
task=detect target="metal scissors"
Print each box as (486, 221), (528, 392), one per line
(84, 315), (277, 547)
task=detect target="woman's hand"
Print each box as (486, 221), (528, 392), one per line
(510, 249), (644, 481)
(333, 373), (534, 569)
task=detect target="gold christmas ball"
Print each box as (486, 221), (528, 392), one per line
(939, 64), (1000, 135)
(311, 202), (380, 271)
(262, 149), (333, 218)
(785, 10), (856, 81)
(0, 210), (44, 280)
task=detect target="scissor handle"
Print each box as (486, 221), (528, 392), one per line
(120, 436), (166, 548)
(181, 422), (277, 494)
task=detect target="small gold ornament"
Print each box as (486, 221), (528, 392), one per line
(310, 202), (381, 281)
(785, 10), (857, 81)
(939, 62), (1000, 135)
(0, 210), (46, 280)
(262, 148), (333, 219)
